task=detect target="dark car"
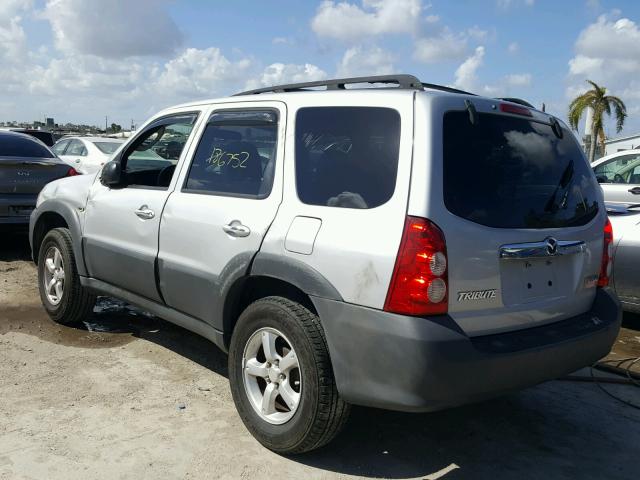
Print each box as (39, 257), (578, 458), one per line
(3, 128), (57, 147)
(1, 131), (78, 227)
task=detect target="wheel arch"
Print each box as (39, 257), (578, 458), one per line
(222, 253), (343, 348)
(30, 200), (86, 276)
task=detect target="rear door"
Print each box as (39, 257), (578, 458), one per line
(413, 95), (606, 336)
(593, 153), (640, 203)
(158, 102), (285, 329)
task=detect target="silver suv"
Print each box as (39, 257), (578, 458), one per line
(29, 75), (621, 454)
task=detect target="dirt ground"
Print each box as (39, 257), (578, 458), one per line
(1, 231), (640, 480)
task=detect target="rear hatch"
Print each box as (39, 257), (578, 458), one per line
(418, 95), (606, 336)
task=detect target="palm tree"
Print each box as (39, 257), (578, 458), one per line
(569, 80), (627, 163)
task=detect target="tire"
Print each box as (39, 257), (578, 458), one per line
(37, 227), (96, 325)
(229, 296), (350, 454)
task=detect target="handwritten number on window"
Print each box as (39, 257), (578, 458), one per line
(207, 148), (249, 168)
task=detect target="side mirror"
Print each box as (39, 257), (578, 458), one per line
(100, 160), (123, 187)
(595, 175), (608, 184)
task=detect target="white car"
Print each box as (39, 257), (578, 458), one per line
(607, 202), (640, 313)
(52, 136), (124, 174)
(592, 149), (640, 203)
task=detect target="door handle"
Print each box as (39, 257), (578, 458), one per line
(629, 186), (640, 195)
(134, 205), (155, 220)
(223, 220), (250, 237)
(75, 159), (81, 164)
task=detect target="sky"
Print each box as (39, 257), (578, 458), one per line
(1, 0), (639, 137)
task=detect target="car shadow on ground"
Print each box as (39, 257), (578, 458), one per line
(0, 229), (32, 261)
(74, 303), (640, 480)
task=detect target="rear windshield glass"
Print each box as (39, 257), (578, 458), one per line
(93, 141), (121, 154)
(443, 111), (599, 228)
(0, 134), (55, 158)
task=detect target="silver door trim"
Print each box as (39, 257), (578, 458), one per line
(499, 238), (586, 259)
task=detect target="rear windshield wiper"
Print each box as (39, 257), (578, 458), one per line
(544, 160), (575, 213)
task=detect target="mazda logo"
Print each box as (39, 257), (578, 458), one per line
(545, 237), (558, 255)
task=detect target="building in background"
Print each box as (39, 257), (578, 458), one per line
(604, 133), (640, 156)
(46, 117), (54, 128)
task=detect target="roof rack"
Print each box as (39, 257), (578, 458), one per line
(233, 74), (476, 97)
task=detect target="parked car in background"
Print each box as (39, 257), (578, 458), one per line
(52, 136), (124, 174)
(1, 131), (78, 227)
(607, 202), (640, 313)
(30, 75), (621, 453)
(0, 127), (56, 146)
(592, 149), (640, 203)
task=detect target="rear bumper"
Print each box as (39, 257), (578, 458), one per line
(313, 288), (621, 412)
(0, 194), (36, 225)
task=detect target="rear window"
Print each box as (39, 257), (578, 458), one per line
(0, 134), (55, 158)
(295, 107), (400, 209)
(443, 111), (599, 228)
(93, 141), (121, 154)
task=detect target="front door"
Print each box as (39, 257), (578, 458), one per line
(594, 152), (640, 203)
(83, 111), (202, 301)
(158, 103), (285, 329)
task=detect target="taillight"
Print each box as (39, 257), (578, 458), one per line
(597, 218), (614, 287)
(384, 216), (448, 316)
(66, 167), (80, 176)
(499, 103), (532, 117)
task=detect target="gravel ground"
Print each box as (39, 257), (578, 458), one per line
(1, 231), (640, 480)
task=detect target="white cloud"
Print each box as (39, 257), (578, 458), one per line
(255, 63), (327, 87)
(566, 13), (640, 133)
(507, 41), (519, 54)
(0, 0), (30, 62)
(567, 15), (640, 88)
(28, 56), (145, 96)
(505, 73), (532, 87)
(0, 16), (27, 61)
(155, 48), (252, 98)
(0, 0), (31, 20)
(272, 37), (291, 45)
(467, 26), (490, 42)
(337, 45), (394, 77)
(413, 29), (467, 63)
(311, 0), (422, 42)
(454, 46), (485, 91)
(574, 15), (640, 61)
(497, 0), (535, 8)
(42, 0), (183, 58)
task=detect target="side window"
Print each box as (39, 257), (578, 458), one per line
(184, 109), (278, 197)
(295, 107), (400, 209)
(594, 154), (640, 184)
(66, 140), (87, 157)
(630, 163), (640, 185)
(52, 139), (70, 155)
(121, 113), (198, 188)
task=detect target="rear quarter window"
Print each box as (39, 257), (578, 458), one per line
(295, 107), (400, 209)
(443, 111), (599, 228)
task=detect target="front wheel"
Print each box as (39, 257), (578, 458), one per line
(37, 227), (96, 325)
(228, 296), (350, 454)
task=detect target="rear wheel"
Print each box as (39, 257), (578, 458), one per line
(38, 228), (96, 325)
(229, 296), (350, 454)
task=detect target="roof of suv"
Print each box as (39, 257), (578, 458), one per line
(169, 74), (538, 113)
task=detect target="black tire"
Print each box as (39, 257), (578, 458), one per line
(228, 296), (350, 454)
(37, 228), (96, 325)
